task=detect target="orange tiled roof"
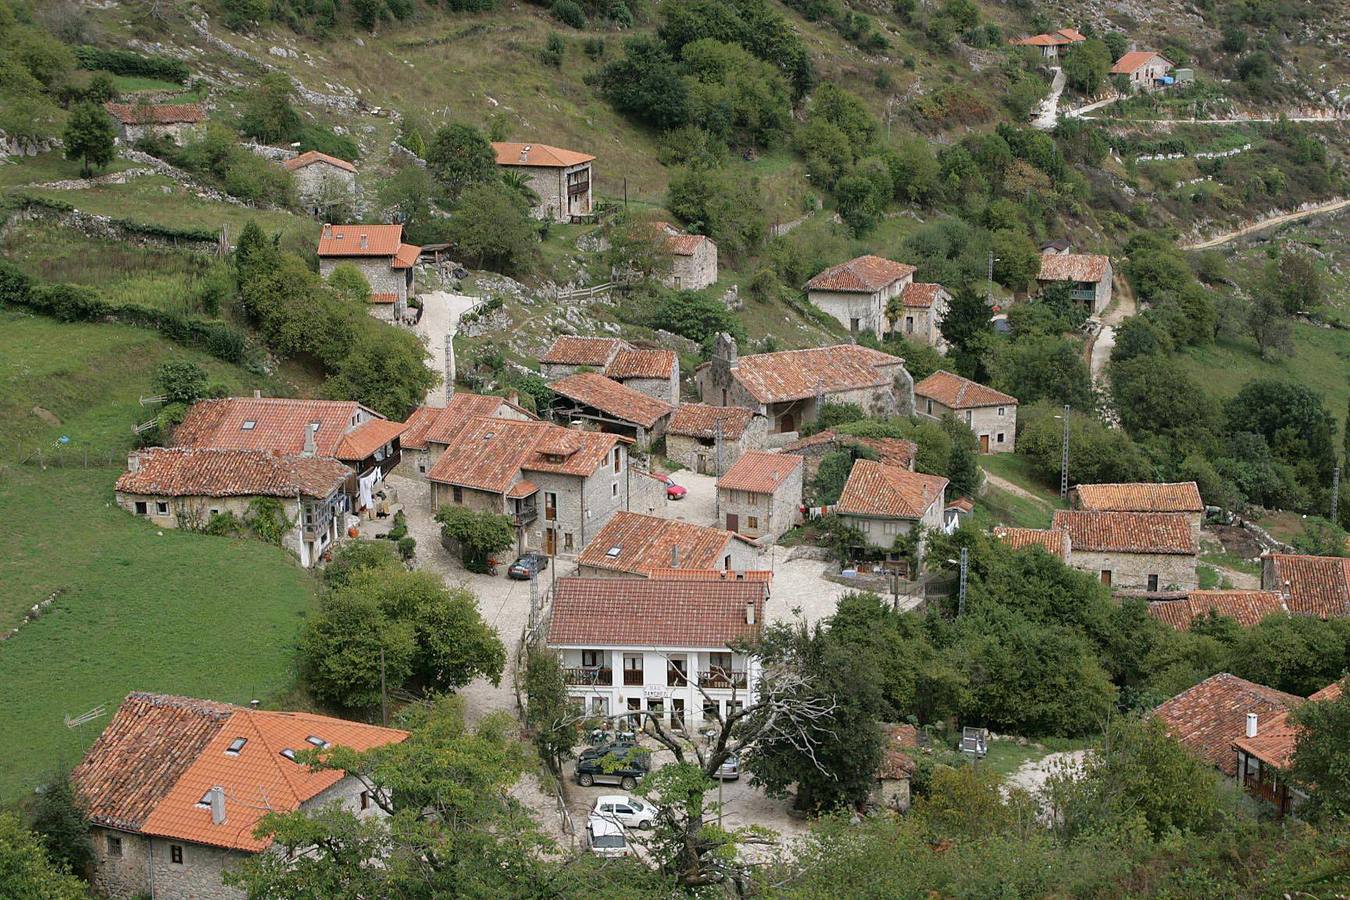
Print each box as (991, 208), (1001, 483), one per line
(369, 292), (399, 304)
(317, 223), (404, 257)
(404, 393), (535, 450)
(548, 576), (766, 648)
(492, 142), (594, 167)
(1153, 674), (1303, 775)
(900, 282), (946, 308)
(1037, 253), (1111, 283)
(116, 448), (350, 499)
(878, 723), (922, 779)
(72, 692), (407, 852)
(837, 460), (947, 520)
(392, 243), (421, 269)
(1052, 509), (1196, 555)
(282, 150), (356, 173)
(1073, 482), (1204, 513)
(806, 255), (916, 293)
(334, 418), (406, 460)
(1057, 28), (1086, 41)
(728, 345), (904, 404)
(172, 397), (388, 461)
(651, 222), (711, 256)
(1310, 678), (1345, 702)
(550, 372), (674, 429)
(1112, 51), (1171, 74)
(717, 450), (802, 495)
(605, 348), (677, 380)
(667, 404), (756, 441)
(993, 526), (1068, 559)
(577, 511), (743, 576)
(426, 418), (618, 491)
(1236, 677), (1350, 768)
(779, 430), (918, 470)
(1148, 591), (1288, 630)
(1012, 33), (1069, 46)
(915, 370), (1018, 409)
(540, 335), (628, 367)
(104, 102), (205, 125)
(1267, 554), (1350, 619)
(643, 567), (773, 582)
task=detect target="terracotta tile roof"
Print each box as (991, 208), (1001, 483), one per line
(717, 450), (802, 494)
(1036, 253), (1111, 283)
(651, 222), (711, 256)
(391, 242), (421, 269)
(492, 142), (595, 167)
(334, 418), (406, 460)
(780, 430), (918, 470)
(506, 479), (538, 499)
(643, 567), (773, 582)
(369, 292), (399, 304)
(993, 526), (1070, 559)
(1232, 709), (1300, 769)
(540, 336), (627, 367)
(398, 405), (442, 451)
(605, 348), (677, 380)
(1057, 28), (1086, 41)
(116, 448), (350, 499)
(1310, 678), (1345, 702)
(1111, 51), (1171, 75)
(1073, 482), (1203, 513)
(1148, 591), (1288, 630)
(1012, 33), (1069, 46)
(577, 511), (744, 576)
(1052, 510), (1197, 555)
(900, 282), (946, 308)
(282, 150), (356, 173)
(878, 723), (922, 779)
(667, 404), (755, 440)
(104, 102), (205, 125)
(1267, 554), (1350, 619)
(550, 372), (674, 429)
(412, 392), (535, 449)
(317, 223), (404, 257)
(1153, 674), (1303, 775)
(72, 693), (406, 851)
(837, 460), (947, 520)
(426, 418), (617, 491)
(806, 255), (916, 293)
(172, 398), (389, 461)
(915, 370), (1018, 409)
(547, 576), (765, 648)
(946, 497), (974, 513)
(728, 345), (904, 404)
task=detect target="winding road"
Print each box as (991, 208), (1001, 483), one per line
(1032, 67), (1065, 131)
(1181, 197), (1350, 250)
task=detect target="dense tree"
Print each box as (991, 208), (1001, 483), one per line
(990, 229), (1041, 291)
(323, 324), (437, 420)
(1231, 615), (1350, 696)
(0, 814), (87, 900)
(1290, 686), (1350, 820)
(1224, 379), (1339, 481)
(25, 775), (92, 880)
(154, 359), (209, 405)
(377, 164), (447, 245)
(881, 138), (942, 206)
(240, 72), (300, 143)
(989, 334), (1095, 410)
(1110, 355), (1218, 447)
(425, 123), (498, 201)
(327, 263), (372, 304)
(652, 289), (742, 345)
(446, 182), (538, 274)
(62, 100), (115, 176)
(681, 38), (792, 148)
(597, 35), (690, 129)
(1062, 39), (1111, 94)
(523, 646), (575, 774)
(435, 505), (516, 573)
(666, 164), (766, 258)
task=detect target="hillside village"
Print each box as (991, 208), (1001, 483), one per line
(1, 0), (1349, 896)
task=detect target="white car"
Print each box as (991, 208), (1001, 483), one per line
(586, 816), (631, 858)
(590, 794), (657, 830)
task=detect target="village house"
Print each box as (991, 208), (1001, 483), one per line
(835, 460), (948, 566)
(943, 496), (974, 533)
(1147, 590), (1288, 630)
(427, 417), (627, 556)
(716, 450), (804, 541)
(805, 255), (916, 339)
(171, 396), (406, 513)
(1052, 509), (1199, 592)
(1261, 553), (1350, 619)
(653, 221), (718, 290)
(1111, 50), (1175, 92)
(283, 150), (357, 218)
(1009, 27), (1086, 59)
(491, 142), (594, 222)
(575, 510), (760, 578)
(548, 571), (770, 727)
(103, 102), (205, 144)
(539, 336), (680, 406)
(894, 282), (950, 351)
(116, 448), (350, 568)
(665, 404), (767, 476)
(1072, 480), (1205, 545)
(1040, 238), (1073, 255)
(993, 526), (1071, 560)
(1233, 679), (1343, 817)
(398, 391), (537, 478)
(781, 430), (918, 482)
(914, 370), (1018, 454)
(549, 371), (674, 446)
(873, 723), (924, 813)
(1035, 252), (1113, 315)
(71, 692), (406, 900)
(539, 336), (627, 379)
(316, 223), (421, 319)
(697, 334), (914, 438)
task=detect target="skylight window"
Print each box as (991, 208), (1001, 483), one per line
(225, 737), (247, 756)
(606, 546), (622, 558)
(241, 421), (256, 430)
(305, 735), (329, 748)
(280, 748), (297, 761)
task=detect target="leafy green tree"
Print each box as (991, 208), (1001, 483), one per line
(240, 72), (300, 143)
(523, 646), (575, 774)
(1245, 289), (1294, 360)
(835, 171), (886, 236)
(446, 182), (537, 273)
(881, 137), (942, 205)
(945, 432), (980, 498)
(597, 35), (690, 129)
(326, 263), (372, 304)
(793, 119), (853, 187)
(1291, 517), (1349, 557)
(990, 228), (1040, 291)
(1110, 355), (1218, 447)
(1224, 379), (1339, 481)
(0, 814), (87, 900)
(1062, 39), (1111, 94)
(153, 359), (208, 404)
(324, 539), (400, 588)
(989, 333), (1096, 409)
(435, 505), (515, 573)
(652, 289), (742, 345)
(62, 100), (115, 177)
(666, 164), (767, 258)
(425, 123), (498, 202)
(1231, 615), (1350, 696)
(1289, 686), (1350, 821)
(323, 326), (437, 420)
(1110, 314), (1174, 363)
(681, 38), (792, 148)
(301, 576), (415, 710)
(938, 285), (994, 379)
(25, 775), (92, 881)
(377, 164), (446, 245)
(805, 83), (877, 149)
(810, 446), (875, 505)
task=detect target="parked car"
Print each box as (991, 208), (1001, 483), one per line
(576, 747), (650, 790)
(590, 794), (658, 830)
(507, 551), (549, 580)
(650, 471), (687, 500)
(585, 817), (631, 858)
(715, 752), (740, 781)
(579, 737), (637, 762)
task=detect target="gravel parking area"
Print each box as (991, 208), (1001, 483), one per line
(662, 469), (719, 528)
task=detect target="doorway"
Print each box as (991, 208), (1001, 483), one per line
(778, 412), (795, 434)
(545, 528), (556, 556)
(726, 513), (739, 532)
(979, 434), (990, 453)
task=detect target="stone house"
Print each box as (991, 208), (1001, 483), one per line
(549, 372), (674, 446)
(805, 255), (916, 339)
(548, 572), (770, 727)
(1148, 590), (1288, 630)
(914, 370), (1018, 454)
(1111, 51), (1175, 91)
(317, 223), (421, 318)
(71, 692), (407, 900)
(1233, 679), (1343, 817)
(1261, 553), (1350, 619)
(993, 525), (1071, 561)
(575, 510), (761, 578)
(283, 150), (357, 218)
(780, 430), (917, 482)
(716, 450), (803, 541)
(873, 724), (923, 812)
(653, 222), (718, 290)
(1071, 481), (1204, 546)
(696, 334), (914, 439)
(1009, 27), (1086, 59)
(116, 448), (350, 569)
(539, 336), (628, 379)
(427, 417), (628, 557)
(665, 404), (767, 475)
(491, 142), (594, 222)
(1035, 253), (1113, 315)
(1052, 509), (1198, 592)
(398, 392), (537, 478)
(893, 282), (950, 351)
(103, 102), (205, 144)
(835, 460), (948, 565)
(538, 336), (679, 406)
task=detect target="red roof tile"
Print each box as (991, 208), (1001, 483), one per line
(717, 450), (802, 494)
(1111, 51), (1171, 75)
(728, 345), (905, 404)
(334, 418), (406, 460)
(1232, 709), (1300, 769)
(806, 256), (916, 293)
(172, 397), (389, 461)
(1037, 253), (1111, 283)
(548, 576), (766, 648)
(317, 223), (404, 257)
(779, 430), (918, 470)
(116, 448), (350, 499)
(642, 567), (773, 582)
(540, 336), (627, 367)
(392, 242), (421, 269)
(1153, 674), (1303, 775)
(651, 222), (712, 256)
(412, 393), (536, 449)
(369, 292), (399, 304)
(426, 418), (618, 492)
(1052, 510), (1197, 555)
(605, 348), (677, 381)
(1012, 33), (1070, 46)
(1267, 554), (1350, 619)
(993, 526), (1070, 559)
(550, 372), (674, 429)
(915, 370), (1018, 410)
(1148, 591), (1287, 630)
(577, 511), (744, 576)
(1310, 678), (1345, 703)
(667, 404), (756, 441)
(900, 282), (946, 308)
(837, 460), (947, 519)
(104, 102), (205, 125)
(282, 150), (356, 173)
(492, 142), (594, 167)
(1073, 482), (1203, 513)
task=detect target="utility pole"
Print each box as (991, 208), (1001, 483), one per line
(379, 648), (388, 727)
(987, 250), (994, 303)
(957, 548), (968, 617)
(1332, 466), (1342, 523)
(1060, 404), (1071, 500)
(623, 177), (628, 211)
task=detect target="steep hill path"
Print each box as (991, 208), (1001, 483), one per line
(1181, 197), (1350, 250)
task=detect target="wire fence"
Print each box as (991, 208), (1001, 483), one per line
(6, 446), (126, 469)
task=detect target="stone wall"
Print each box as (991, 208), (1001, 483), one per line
(719, 468), (802, 541)
(843, 495), (943, 552)
(630, 471), (669, 518)
(119, 121), (206, 146)
(147, 836), (248, 900)
(510, 162), (593, 222)
(808, 288), (886, 339)
(1069, 549), (1198, 592)
(619, 372), (679, 407)
(669, 240), (718, 290)
(320, 257), (405, 302)
(90, 827), (151, 899)
(919, 399), (1017, 454)
(294, 164), (356, 215)
(115, 492), (312, 562)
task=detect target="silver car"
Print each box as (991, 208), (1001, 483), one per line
(715, 752), (740, 781)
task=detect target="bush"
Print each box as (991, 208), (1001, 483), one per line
(542, 32), (565, 67)
(397, 535), (417, 561)
(552, 0), (587, 27)
(652, 289), (743, 345)
(436, 506), (515, 572)
(73, 46), (189, 83)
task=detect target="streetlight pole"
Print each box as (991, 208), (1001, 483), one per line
(1059, 405), (1071, 501)
(958, 547), (968, 617)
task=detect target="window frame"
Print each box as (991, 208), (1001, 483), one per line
(170, 844), (184, 865)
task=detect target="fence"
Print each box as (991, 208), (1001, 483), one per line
(555, 282), (613, 303)
(9, 446), (126, 469)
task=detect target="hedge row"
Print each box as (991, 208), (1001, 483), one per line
(8, 194), (218, 243)
(0, 261), (248, 364)
(74, 46), (190, 85)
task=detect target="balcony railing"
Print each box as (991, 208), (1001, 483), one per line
(699, 670), (748, 690)
(1069, 288), (1096, 301)
(623, 669), (644, 686)
(514, 505), (538, 527)
(564, 667), (612, 687)
(667, 668), (689, 688)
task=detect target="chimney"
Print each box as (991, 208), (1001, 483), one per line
(670, 546), (680, 568)
(209, 786), (226, 825)
(1246, 713), (1258, 738)
(508, 390), (520, 407)
(302, 423), (318, 457)
(249, 699), (260, 709)
(745, 599), (756, 625)
(321, 223), (332, 238)
(253, 389), (262, 399)
(127, 451), (141, 474)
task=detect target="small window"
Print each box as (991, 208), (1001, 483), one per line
(965, 411), (973, 425)
(747, 516), (759, 529)
(209, 508), (220, 517)
(452, 485), (463, 504)
(305, 735), (328, 748)
(606, 546), (622, 558)
(170, 845), (184, 865)
(613, 447), (621, 472)
(225, 737), (247, 755)
(997, 407), (1005, 416)
(417, 459), (427, 473)
(1147, 574), (1160, 592)
(997, 433), (1005, 443)
(611, 483), (618, 497)
(564, 533), (574, 551)
(360, 791), (371, 811)
(925, 399), (933, 415)
(280, 748), (297, 761)
(107, 835), (122, 858)
(134, 501), (148, 515)
(581, 649), (602, 667)
(241, 420), (256, 431)
(156, 501), (169, 515)
(723, 555), (731, 570)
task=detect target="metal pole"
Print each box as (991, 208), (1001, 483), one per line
(1332, 466), (1341, 523)
(957, 548), (968, 617)
(380, 648), (388, 727)
(987, 250), (994, 303)
(1060, 405), (1071, 500)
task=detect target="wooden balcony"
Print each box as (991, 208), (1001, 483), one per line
(623, 669), (644, 686)
(666, 668), (689, 688)
(699, 670), (748, 690)
(564, 667), (612, 687)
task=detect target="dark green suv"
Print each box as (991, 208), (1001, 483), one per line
(575, 747), (651, 790)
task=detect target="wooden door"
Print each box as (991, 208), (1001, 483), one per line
(726, 513), (739, 533)
(979, 434), (990, 453)
(1100, 570), (1112, 586)
(779, 412), (794, 434)
(545, 528), (556, 556)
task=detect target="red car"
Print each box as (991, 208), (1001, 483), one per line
(652, 472), (687, 500)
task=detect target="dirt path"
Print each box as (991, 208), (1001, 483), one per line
(1032, 67), (1065, 131)
(1004, 750), (1088, 798)
(1088, 279), (1137, 388)
(1181, 197), (1350, 250)
(415, 290), (480, 407)
(980, 469), (1047, 505)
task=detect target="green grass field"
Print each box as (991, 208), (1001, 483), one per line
(0, 150), (137, 189)
(0, 466), (318, 802)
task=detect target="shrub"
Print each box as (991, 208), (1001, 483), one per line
(542, 32), (565, 67)
(397, 536), (417, 561)
(551, 0), (586, 28)
(652, 289), (742, 345)
(73, 46), (189, 83)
